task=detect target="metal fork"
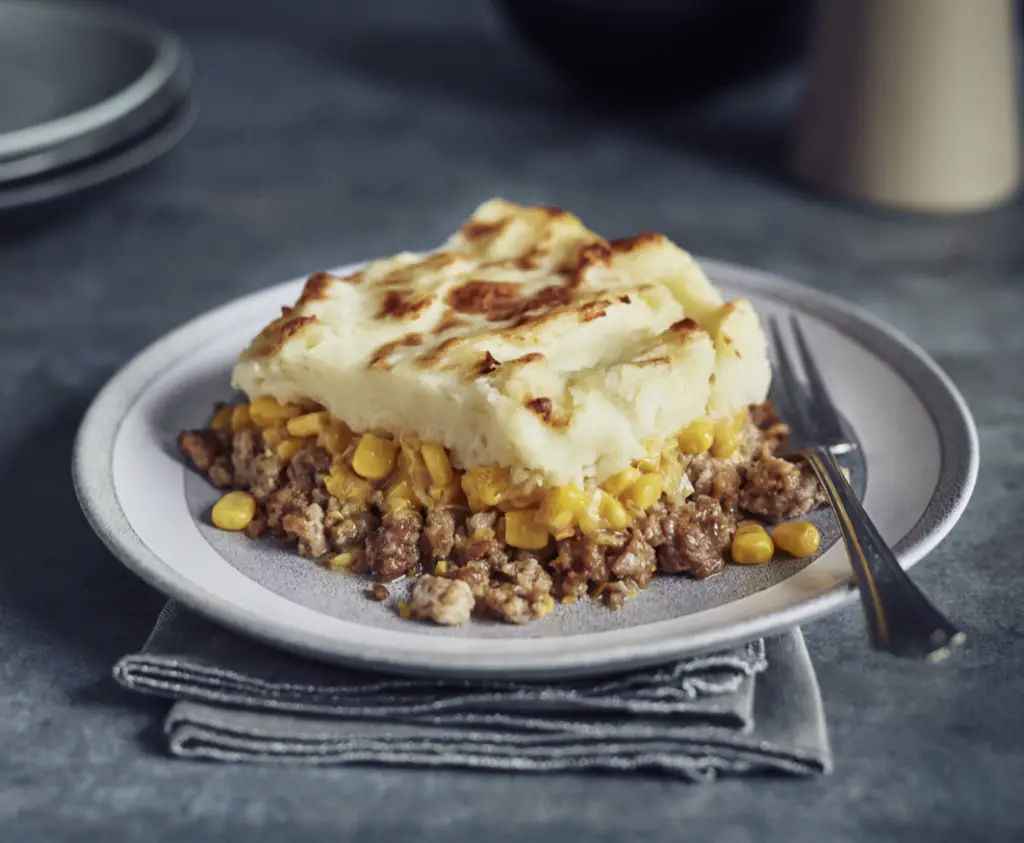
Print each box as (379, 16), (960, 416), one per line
(768, 315), (964, 661)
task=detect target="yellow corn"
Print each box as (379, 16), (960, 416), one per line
(320, 421), (353, 456)
(398, 599), (412, 620)
(286, 411), (329, 438)
(540, 484), (590, 533)
(210, 405), (234, 432)
(384, 478), (416, 513)
(351, 433), (398, 480)
(597, 490), (629, 530)
(261, 425), (286, 450)
(577, 497), (603, 536)
(421, 443), (454, 487)
(636, 450), (662, 473)
(324, 467), (371, 503)
(211, 491), (257, 531)
(500, 486), (546, 511)
(434, 559), (450, 575)
(601, 466), (642, 497)
(535, 595), (556, 618)
(772, 521), (821, 558)
(327, 550), (362, 570)
(677, 418), (715, 454)
(560, 595), (578, 605)
(735, 519), (766, 535)
(731, 525), (774, 565)
(276, 437), (306, 462)
(249, 396), (302, 427)
(711, 412), (746, 460)
(461, 466), (510, 510)
(230, 403), (253, 431)
(504, 509), (549, 550)
(623, 473), (664, 510)
(429, 482), (462, 506)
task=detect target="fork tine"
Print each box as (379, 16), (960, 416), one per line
(789, 316), (847, 443)
(767, 316), (815, 440)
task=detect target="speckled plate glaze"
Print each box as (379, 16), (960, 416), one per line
(73, 258), (978, 679)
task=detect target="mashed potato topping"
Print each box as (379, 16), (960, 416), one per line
(231, 199), (770, 486)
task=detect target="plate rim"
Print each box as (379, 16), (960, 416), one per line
(0, 0), (186, 162)
(0, 98), (195, 211)
(73, 257), (979, 678)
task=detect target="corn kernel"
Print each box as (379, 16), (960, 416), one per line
(249, 396), (302, 427)
(597, 490), (629, 530)
(623, 473), (664, 510)
(560, 594), (578, 605)
(398, 599), (412, 620)
(327, 550), (362, 570)
(540, 484), (590, 533)
(351, 433), (398, 479)
(636, 451), (661, 473)
(211, 491), (256, 531)
(461, 466), (509, 510)
(711, 412), (746, 460)
(735, 519), (766, 535)
(385, 478), (416, 513)
(575, 490), (604, 536)
(535, 594), (556, 618)
(320, 421), (352, 456)
(601, 466), (642, 497)
(420, 443), (454, 487)
(324, 467), (371, 503)
(731, 526), (774, 565)
(230, 403), (253, 431)
(276, 437), (306, 462)
(504, 509), (549, 550)
(261, 425), (286, 449)
(677, 418), (715, 454)
(772, 521), (821, 558)
(434, 560), (450, 575)
(431, 481), (464, 507)
(500, 486), (546, 511)
(210, 405), (234, 431)
(286, 411), (329, 438)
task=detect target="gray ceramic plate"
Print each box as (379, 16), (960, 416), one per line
(0, 99), (193, 211)
(0, 0), (190, 181)
(73, 258), (978, 679)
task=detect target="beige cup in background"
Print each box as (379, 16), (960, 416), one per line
(792, 0), (1021, 214)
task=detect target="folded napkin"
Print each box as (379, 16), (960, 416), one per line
(114, 602), (832, 781)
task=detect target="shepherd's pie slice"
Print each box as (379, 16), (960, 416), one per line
(231, 198), (770, 486)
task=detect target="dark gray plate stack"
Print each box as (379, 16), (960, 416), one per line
(0, 0), (193, 210)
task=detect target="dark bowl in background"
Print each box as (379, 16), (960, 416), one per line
(494, 0), (813, 103)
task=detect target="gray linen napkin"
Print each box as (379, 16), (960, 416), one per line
(114, 602), (832, 780)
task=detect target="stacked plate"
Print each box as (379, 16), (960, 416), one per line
(0, 0), (193, 211)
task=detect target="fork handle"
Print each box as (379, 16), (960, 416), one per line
(802, 446), (965, 660)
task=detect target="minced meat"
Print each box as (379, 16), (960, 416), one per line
(655, 495), (734, 579)
(409, 575), (475, 626)
(740, 456), (825, 522)
(367, 510), (423, 581)
(421, 508), (456, 560)
(178, 397), (828, 626)
(282, 502), (328, 558)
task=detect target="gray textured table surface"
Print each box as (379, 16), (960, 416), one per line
(1, 1), (1021, 840)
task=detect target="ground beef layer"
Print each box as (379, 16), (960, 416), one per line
(178, 401), (824, 626)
